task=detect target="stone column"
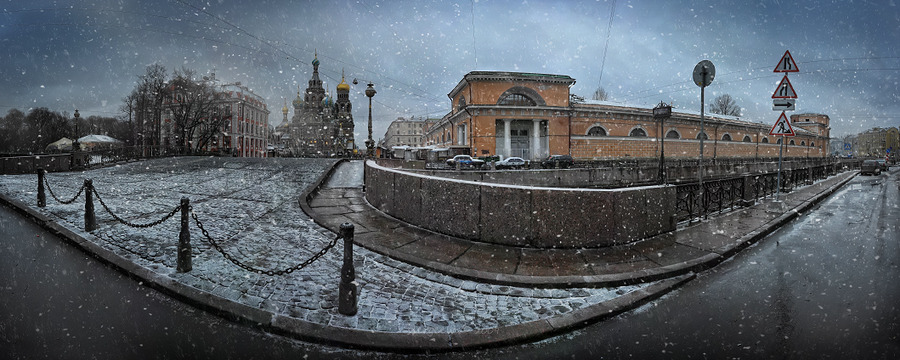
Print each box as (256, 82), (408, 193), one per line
(503, 119), (512, 158)
(532, 120), (541, 161)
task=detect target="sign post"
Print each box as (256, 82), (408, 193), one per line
(771, 50), (799, 201)
(693, 60), (715, 209)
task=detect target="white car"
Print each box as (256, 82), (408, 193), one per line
(495, 157), (527, 169)
(446, 155), (485, 168)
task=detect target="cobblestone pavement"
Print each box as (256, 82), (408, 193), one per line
(0, 157), (652, 335)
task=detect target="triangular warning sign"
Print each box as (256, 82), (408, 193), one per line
(770, 111), (796, 136)
(774, 50), (799, 73)
(771, 75), (798, 99)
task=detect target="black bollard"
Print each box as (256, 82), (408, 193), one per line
(84, 179), (98, 232)
(176, 197), (192, 273)
(37, 169), (46, 208)
(338, 222), (358, 316)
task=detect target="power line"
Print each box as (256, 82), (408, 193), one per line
(596, 0), (616, 90)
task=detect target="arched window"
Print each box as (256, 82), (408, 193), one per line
(721, 134), (732, 141)
(777, 138), (782, 144)
(666, 130), (680, 139)
(801, 141), (806, 146)
(743, 135), (752, 142)
(810, 141), (815, 147)
(498, 93), (537, 106)
(587, 126), (607, 136)
(630, 128), (647, 137)
(457, 96), (466, 111)
(762, 137), (769, 143)
(696, 132), (709, 140)
(789, 140), (795, 145)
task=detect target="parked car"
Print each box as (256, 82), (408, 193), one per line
(495, 156), (527, 170)
(860, 160), (881, 175)
(541, 154), (574, 169)
(875, 159), (888, 171)
(446, 155), (485, 169)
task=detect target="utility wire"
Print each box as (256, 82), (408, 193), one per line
(597, 0), (616, 90)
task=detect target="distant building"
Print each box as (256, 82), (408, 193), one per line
(160, 75), (269, 157)
(220, 84), (269, 158)
(381, 117), (428, 148)
(425, 71), (830, 161)
(286, 53), (355, 157)
(855, 127), (899, 158)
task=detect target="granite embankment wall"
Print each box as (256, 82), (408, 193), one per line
(365, 160), (676, 249)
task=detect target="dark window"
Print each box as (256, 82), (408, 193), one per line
(777, 138), (783, 144)
(457, 96), (466, 111)
(810, 141), (815, 147)
(722, 134), (732, 141)
(762, 137), (769, 143)
(696, 132), (709, 140)
(498, 93), (537, 106)
(630, 128), (647, 137)
(790, 140), (795, 145)
(801, 141), (806, 146)
(587, 126), (607, 136)
(666, 130), (680, 139)
(743, 135), (752, 142)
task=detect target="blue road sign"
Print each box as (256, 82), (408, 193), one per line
(844, 143), (852, 151)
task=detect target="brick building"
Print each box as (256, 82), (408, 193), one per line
(424, 71), (830, 161)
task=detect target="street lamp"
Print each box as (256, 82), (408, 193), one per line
(365, 83), (376, 158)
(653, 101), (672, 184)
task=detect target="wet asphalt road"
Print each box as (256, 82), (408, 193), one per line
(2, 167), (898, 359)
(462, 168), (899, 359)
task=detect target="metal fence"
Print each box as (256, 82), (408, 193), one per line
(674, 162), (840, 224)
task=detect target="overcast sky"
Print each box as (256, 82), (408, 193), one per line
(2, 0), (898, 144)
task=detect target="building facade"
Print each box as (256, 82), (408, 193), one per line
(424, 71), (830, 161)
(381, 117), (428, 148)
(855, 127), (899, 158)
(286, 54), (355, 157)
(220, 84), (269, 158)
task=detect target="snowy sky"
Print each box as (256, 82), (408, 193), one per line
(1, 0), (898, 143)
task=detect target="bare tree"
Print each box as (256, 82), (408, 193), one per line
(0, 109), (26, 153)
(128, 64), (168, 156)
(167, 67), (227, 154)
(709, 94), (741, 116)
(592, 87), (609, 101)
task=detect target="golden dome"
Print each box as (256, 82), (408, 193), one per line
(337, 70), (350, 91)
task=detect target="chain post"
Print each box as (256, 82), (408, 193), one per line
(177, 197), (192, 273)
(37, 169), (46, 208)
(338, 222), (358, 316)
(84, 179), (98, 232)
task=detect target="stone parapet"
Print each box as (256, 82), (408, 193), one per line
(365, 160), (677, 249)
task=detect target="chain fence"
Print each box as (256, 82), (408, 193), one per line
(92, 187), (182, 228)
(190, 208), (339, 276)
(43, 176), (86, 204)
(39, 172), (341, 277)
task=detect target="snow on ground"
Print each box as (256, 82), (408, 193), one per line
(0, 157), (652, 333)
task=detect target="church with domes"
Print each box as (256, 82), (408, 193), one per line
(281, 53), (355, 157)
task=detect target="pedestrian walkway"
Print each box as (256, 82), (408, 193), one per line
(306, 160), (858, 287)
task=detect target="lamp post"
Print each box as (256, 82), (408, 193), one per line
(72, 109), (80, 151)
(365, 83), (376, 158)
(653, 101), (672, 184)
